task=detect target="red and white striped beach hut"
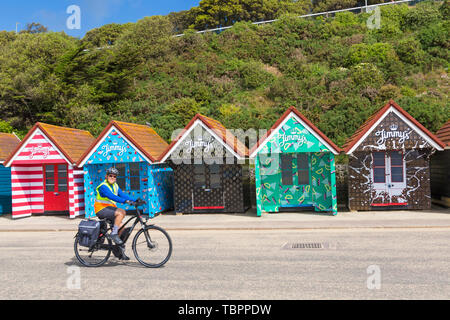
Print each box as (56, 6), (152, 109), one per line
(3, 123), (95, 219)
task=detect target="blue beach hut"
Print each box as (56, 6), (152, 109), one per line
(76, 121), (173, 218)
(0, 133), (21, 215)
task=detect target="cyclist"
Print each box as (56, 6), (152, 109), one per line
(95, 167), (137, 259)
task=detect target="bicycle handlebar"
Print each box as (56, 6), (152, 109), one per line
(128, 198), (147, 208)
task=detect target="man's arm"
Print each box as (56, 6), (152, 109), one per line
(98, 185), (131, 204)
(118, 187), (136, 202)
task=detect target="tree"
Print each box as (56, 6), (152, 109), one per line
(401, 1), (442, 30)
(189, 0), (310, 30)
(168, 10), (196, 34)
(115, 15), (174, 64)
(0, 31), (16, 45)
(22, 22), (48, 34)
(0, 32), (77, 128)
(312, 0), (358, 13)
(82, 23), (133, 48)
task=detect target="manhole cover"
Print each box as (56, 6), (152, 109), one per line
(282, 242), (337, 250)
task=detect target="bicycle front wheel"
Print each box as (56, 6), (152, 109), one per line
(132, 226), (172, 268)
(74, 234), (112, 267)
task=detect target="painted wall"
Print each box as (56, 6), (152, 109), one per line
(348, 111), (433, 210)
(254, 114), (338, 216)
(0, 165), (12, 215)
(83, 129), (173, 218)
(431, 150), (450, 202)
(9, 129), (84, 219)
(172, 163), (246, 214)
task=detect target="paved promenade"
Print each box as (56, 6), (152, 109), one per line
(1, 206), (449, 232)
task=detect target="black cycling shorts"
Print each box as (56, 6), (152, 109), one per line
(96, 206), (119, 221)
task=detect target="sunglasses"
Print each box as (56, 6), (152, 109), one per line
(108, 175), (117, 179)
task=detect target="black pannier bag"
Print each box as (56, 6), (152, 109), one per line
(78, 220), (101, 248)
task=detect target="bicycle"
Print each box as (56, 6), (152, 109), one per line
(74, 199), (172, 268)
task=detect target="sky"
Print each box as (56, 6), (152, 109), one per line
(0, 0), (200, 38)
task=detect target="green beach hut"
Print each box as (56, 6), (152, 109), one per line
(250, 107), (341, 216)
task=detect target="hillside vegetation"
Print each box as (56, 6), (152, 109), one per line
(0, 1), (448, 150)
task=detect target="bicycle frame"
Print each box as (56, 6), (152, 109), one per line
(105, 205), (156, 248)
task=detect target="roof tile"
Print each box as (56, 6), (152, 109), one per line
(0, 133), (20, 162)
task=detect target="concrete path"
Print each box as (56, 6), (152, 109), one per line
(1, 206), (449, 232)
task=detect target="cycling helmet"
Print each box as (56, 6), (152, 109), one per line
(106, 167), (119, 176)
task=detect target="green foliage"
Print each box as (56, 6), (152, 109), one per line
(82, 23), (132, 48)
(346, 42), (399, 69)
(401, 1), (442, 30)
(239, 60), (275, 89)
(312, 0), (358, 13)
(0, 2), (448, 150)
(395, 38), (427, 65)
(190, 0), (311, 30)
(397, 96), (450, 133)
(350, 63), (384, 89)
(418, 22), (449, 50)
(0, 120), (13, 133)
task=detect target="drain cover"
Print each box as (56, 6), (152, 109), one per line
(282, 242), (337, 250)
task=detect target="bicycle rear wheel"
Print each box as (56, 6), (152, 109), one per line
(74, 234), (112, 267)
(132, 226), (172, 268)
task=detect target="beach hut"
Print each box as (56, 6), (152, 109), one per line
(431, 120), (450, 207)
(343, 100), (445, 211)
(3, 123), (95, 219)
(158, 114), (249, 214)
(249, 107), (341, 216)
(0, 133), (21, 215)
(77, 121), (173, 218)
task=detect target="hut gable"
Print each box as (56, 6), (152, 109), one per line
(78, 121), (169, 167)
(6, 128), (71, 165)
(4, 123), (95, 167)
(343, 100), (445, 154)
(159, 114), (248, 163)
(352, 112), (431, 152)
(250, 107), (340, 158)
(83, 128), (147, 165)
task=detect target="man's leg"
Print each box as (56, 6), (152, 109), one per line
(110, 208), (126, 245)
(113, 208), (129, 260)
(114, 208), (126, 235)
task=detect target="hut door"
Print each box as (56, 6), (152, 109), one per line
(386, 151), (407, 204)
(280, 154), (310, 207)
(371, 152), (407, 206)
(193, 164), (224, 210)
(44, 164), (69, 212)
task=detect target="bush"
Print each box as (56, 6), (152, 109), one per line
(346, 42), (398, 69)
(395, 38), (426, 65)
(401, 1), (442, 30)
(398, 96), (450, 133)
(239, 60), (275, 89)
(0, 120), (13, 133)
(418, 22), (449, 50)
(350, 63), (384, 89)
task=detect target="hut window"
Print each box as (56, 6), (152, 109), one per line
(209, 164), (221, 189)
(390, 151), (404, 183)
(281, 154), (294, 185)
(194, 165), (206, 188)
(297, 154), (310, 185)
(57, 165), (68, 192)
(115, 163), (126, 190)
(372, 152), (386, 183)
(129, 163), (141, 191)
(45, 165), (55, 192)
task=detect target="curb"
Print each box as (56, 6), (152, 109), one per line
(1, 225), (450, 232)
